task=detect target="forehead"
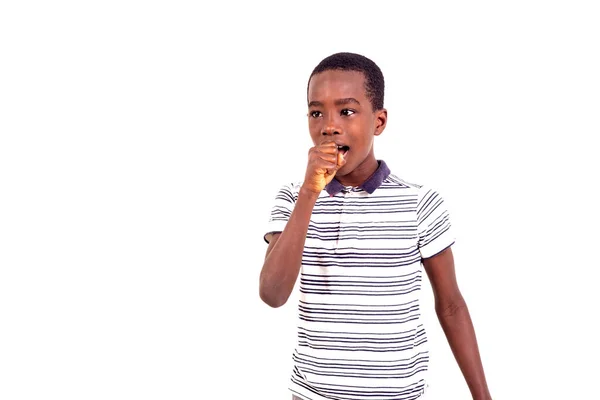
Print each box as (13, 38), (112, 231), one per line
(308, 70), (367, 103)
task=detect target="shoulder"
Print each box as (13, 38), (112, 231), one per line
(272, 181), (303, 202)
(383, 172), (427, 196)
(386, 172), (423, 189)
(383, 172), (446, 205)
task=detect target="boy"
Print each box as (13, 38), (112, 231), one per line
(259, 52), (491, 400)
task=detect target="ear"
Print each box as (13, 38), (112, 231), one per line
(374, 108), (387, 136)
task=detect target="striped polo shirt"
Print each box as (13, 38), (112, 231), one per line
(264, 160), (455, 400)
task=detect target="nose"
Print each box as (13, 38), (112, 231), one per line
(322, 115), (341, 137)
(322, 127), (340, 136)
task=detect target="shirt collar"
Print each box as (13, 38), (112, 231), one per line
(325, 160), (390, 196)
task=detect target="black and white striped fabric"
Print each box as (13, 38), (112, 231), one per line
(264, 161), (455, 400)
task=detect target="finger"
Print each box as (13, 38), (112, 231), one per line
(324, 166), (339, 180)
(318, 160), (339, 171)
(314, 151), (337, 164)
(318, 141), (338, 154)
(319, 139), (337, 146)
(312, 156), (338, 171)
(325, 152), (346, 176)
(309, 142), (335, 155)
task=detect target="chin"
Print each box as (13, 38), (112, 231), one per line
(336, 164), (352, 177)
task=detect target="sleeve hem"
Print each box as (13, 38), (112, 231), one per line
(420, 232), (455, 259)
(263, 221), (286, 243)
(263, 231), (283, 244)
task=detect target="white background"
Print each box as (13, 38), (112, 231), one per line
(1, 1), (599, 399)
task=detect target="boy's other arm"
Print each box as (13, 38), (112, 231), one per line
(423, 247), (492, 400)
(259, 187), (320, 308)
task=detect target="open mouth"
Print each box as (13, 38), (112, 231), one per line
(337, 145), (350, 156)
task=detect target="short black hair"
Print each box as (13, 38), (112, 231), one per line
(308, 52), (385, 111)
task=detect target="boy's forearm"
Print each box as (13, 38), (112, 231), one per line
(436, 295), (492, 400)
(259, 186), (319, 308)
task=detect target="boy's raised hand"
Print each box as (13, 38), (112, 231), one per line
(302, 140), (347, 194)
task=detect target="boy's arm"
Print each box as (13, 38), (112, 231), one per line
(259, 187), (319, 308)
(423, 247), (492, 400)
(259, 140), (345, 308)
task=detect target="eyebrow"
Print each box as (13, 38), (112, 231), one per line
(308, 98), (361, 108)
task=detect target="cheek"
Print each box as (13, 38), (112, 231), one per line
(308, 131), (320, 145)
(308, 122), (324, 143)
(308, 119), (320, 133)
(353, 133), (374, 155)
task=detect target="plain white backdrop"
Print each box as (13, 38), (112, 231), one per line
(1, 1), (599, 399)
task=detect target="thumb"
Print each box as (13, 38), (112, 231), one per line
(324, 152), (346, 183)
(337, 151), (346, 167)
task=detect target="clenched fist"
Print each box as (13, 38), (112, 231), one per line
(302, 140), (347, 194)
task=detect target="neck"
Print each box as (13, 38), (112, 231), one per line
(336, 154), (379, 187)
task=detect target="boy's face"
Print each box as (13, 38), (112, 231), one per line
(307, 70), (387, 178)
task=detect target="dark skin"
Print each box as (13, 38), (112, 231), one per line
(259, 70), (492, 400)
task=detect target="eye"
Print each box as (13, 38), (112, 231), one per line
(309, 110), (322, 118)
(341, 109), (355, 116)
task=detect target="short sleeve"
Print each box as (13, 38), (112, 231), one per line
(416, 187), (455, 258)
(263, 183), (300, 243)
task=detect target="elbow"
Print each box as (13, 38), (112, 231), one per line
(260, 290), (287, 308)
(435, 293), (466, 319)
(259, 283), (288, 308)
